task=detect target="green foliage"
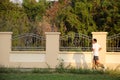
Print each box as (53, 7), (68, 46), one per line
(32, 68), (51, 73)
(0, 67), (22, 73)
(22, 0), (46, 21)
(0, 0), (120, 35)
(56, 0), (97, 35)
(92, 0), (120, 35)
(105, 69), (120, 78)
(0, 73), (118, 80)
(22, 0), (48, 33)
(56, 0), (120, 35)
(0, 0), (29, 35)
(55, 58), (66, 73)
(0, 66), (120, 80)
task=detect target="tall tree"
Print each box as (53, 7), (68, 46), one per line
(92, 0), (120, 35)
(55, 0), (96, 35)
(22, 0), (47, 33)
(0, 0), (29, 35)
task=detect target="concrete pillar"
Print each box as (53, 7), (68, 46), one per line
(0, 32), (12, 67)
(92, 32), (108, 64)
(45, 32), (60, 68)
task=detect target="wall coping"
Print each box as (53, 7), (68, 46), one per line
(92, 32), (108, 35)
(59, 51), (92, 54)
(106, 52), (120, 55)
(0, 32), (13, 35)
(10, 51), (46, 54)
(45, 32), (61, 35)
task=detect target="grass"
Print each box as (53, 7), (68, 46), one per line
(0, 67), (120, 80)
(0, 73), (119, 80)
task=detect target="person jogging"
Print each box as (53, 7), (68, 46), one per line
(92, 38), (105, 70)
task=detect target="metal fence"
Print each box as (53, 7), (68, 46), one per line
(12, 33), (46, 51)
(60, 33), (92, 51)
(107, 33), (120, 52)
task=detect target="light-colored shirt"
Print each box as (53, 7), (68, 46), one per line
(92, 43), (101, 56)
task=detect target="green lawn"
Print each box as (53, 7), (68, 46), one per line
(0, 67), (120, 80)
(0, 73), (119, 80)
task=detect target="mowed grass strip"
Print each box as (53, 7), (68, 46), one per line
(0, 73), (119, 80)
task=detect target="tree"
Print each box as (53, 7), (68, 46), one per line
(55, 0), (96, 35)
(0, 0), (120, 36)
(22, 0), (47, 33)
(92, 0), (120, 35)
(0, 0), (29, 35)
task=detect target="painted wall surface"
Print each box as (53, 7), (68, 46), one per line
(10, 54), (45, 62)
(0, 32), (120, 69)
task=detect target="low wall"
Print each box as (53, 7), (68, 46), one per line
(0, 50), (120, 69)
(106, 52), (120, 70)
(9, 51), (92, 68)
(0, 32), (120, 69)
(8, 51), (46, 68)
(10, 51), (45, 62)
(8, 51), (120, 70)
(59, 52), (92, 68)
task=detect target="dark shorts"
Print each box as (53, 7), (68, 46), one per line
(93, 56), (99, 60)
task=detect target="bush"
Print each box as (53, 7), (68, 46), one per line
(0, 67), (21, 73)
(0, 64), (120, 78)
(32, 68), (51, 73)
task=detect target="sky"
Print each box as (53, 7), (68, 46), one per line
(10, 0), (23, 4)
(10, 0), (40, 4)
(10, 0), (59, 3)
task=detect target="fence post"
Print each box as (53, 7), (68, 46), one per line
(45, 32), (60, 68)
(0, 32), (12, 67)
(92, 32), (108, 64)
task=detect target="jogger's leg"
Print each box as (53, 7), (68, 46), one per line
(92, 60), (97, 69)
(95, 60), (104, 68)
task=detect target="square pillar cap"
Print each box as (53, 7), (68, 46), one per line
(45, 32), (61, 35)
(92, 32), (108, 35)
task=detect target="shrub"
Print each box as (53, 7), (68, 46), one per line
(0, 67), (21, 73)
(32, 68), (51, 73)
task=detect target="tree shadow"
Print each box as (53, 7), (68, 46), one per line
(115, 64), (120, 70)
(73, 53), (88, 69)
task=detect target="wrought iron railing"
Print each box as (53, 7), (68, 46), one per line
(107, 33), (120, 52)
(60, 33), (92, 51)
(12, 33), (46, 51)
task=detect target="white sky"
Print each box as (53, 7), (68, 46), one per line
(46, 0), (58, 1)
(10, 0), (39, 3)
(10, 0), (58, 3)
(10, 0), (23, 3)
